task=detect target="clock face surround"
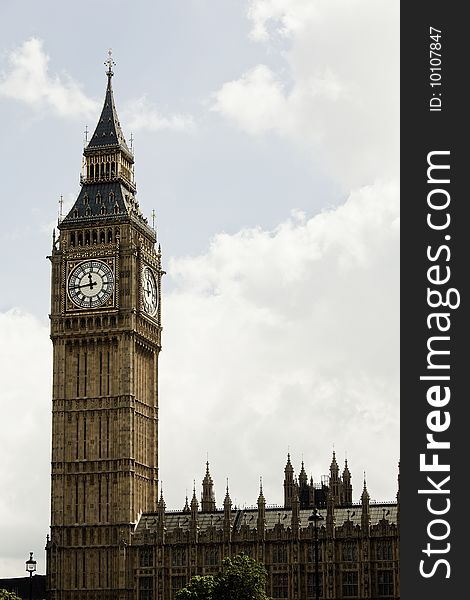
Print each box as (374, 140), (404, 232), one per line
(68, 260), (115, 309)
(142, 266), (158, 316)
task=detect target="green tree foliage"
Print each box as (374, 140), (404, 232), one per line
(175, 575), (216, 599)
(0, 591), (22, 600)
(176, 554), (271, 600)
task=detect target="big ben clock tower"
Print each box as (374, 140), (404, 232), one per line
(46, 55), (162, 600)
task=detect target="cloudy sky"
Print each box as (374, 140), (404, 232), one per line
(0, 0), (399, 578)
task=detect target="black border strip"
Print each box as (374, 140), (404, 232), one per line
(401, 3), (465, 597)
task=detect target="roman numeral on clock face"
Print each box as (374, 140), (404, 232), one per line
(67, 260), (115, 309)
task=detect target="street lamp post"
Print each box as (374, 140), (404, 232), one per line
(308, 508), (324, 600)
(25, 551), (37, 600)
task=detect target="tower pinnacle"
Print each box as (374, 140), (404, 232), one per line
(201, 461), (216, 512)
(60, 59), (156, 236)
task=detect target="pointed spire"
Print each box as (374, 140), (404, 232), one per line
(189, 481), (199, 541)
(284, 452), (295, 508)
(223, 479), (232, 541)
(183, 494), (190, 513)
(258, 477), (266, 504)
(299, 460), (308, 484)
(86, 52), (131, 155)
(224, 479), (232, 507)
(156, 485), (166, 542)
(361, 473), (370, 502)
(328, 449), (341, 507)
(190, 482), (199, 520)
(285, 452), (293, 473)
(201, 460), (216, 512)
(257, 476), (266, 539)
(284, 452), (294, 508)
(342, 457), (353, 506)
(361, 473), (370, 533)
(157, 486), (166, 510)
(60, 57), (160, 233)
(330, 450), (339, 475)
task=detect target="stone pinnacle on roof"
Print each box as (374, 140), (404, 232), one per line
(224, 480), (232, 506)
(361, 473), (370, 502)
(285, 452), (293, 473)
(258, 477), (265, 503)
(157, 487), (165, 510)
(330, 450), (339, 476)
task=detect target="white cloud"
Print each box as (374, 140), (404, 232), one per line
(0, 38), (98, 119)
(212, 65), (289, 136)
(0, 309), (51, 577)
(159, 179), (399, 511)
(213, 0), (399, 188)
(248, 0), (318, 41)
(122, 96), (195, 132)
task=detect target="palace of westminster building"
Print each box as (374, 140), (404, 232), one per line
(45, 61), (400, 600)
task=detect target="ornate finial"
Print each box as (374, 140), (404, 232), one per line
(58, 194), (64, 223)
(84, 125), (88, 144)
(362, 471), (368, 492)
(105, 48), (115, 78)
(130, 132), (134, 152)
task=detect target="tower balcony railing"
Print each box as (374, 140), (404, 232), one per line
(80, 172), (135, 188)
(81, 173), (118, 184)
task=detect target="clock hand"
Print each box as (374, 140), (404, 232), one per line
(70, 280), (98, 290)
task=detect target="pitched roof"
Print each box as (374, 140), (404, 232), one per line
(134, 503), (398, 537)
(85, 72), (132, 157)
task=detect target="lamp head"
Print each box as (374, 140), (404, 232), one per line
(25, 551), (37, 573)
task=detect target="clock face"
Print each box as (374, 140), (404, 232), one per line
(142, 266), (158, 316)
(68, 260), (115, 309)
